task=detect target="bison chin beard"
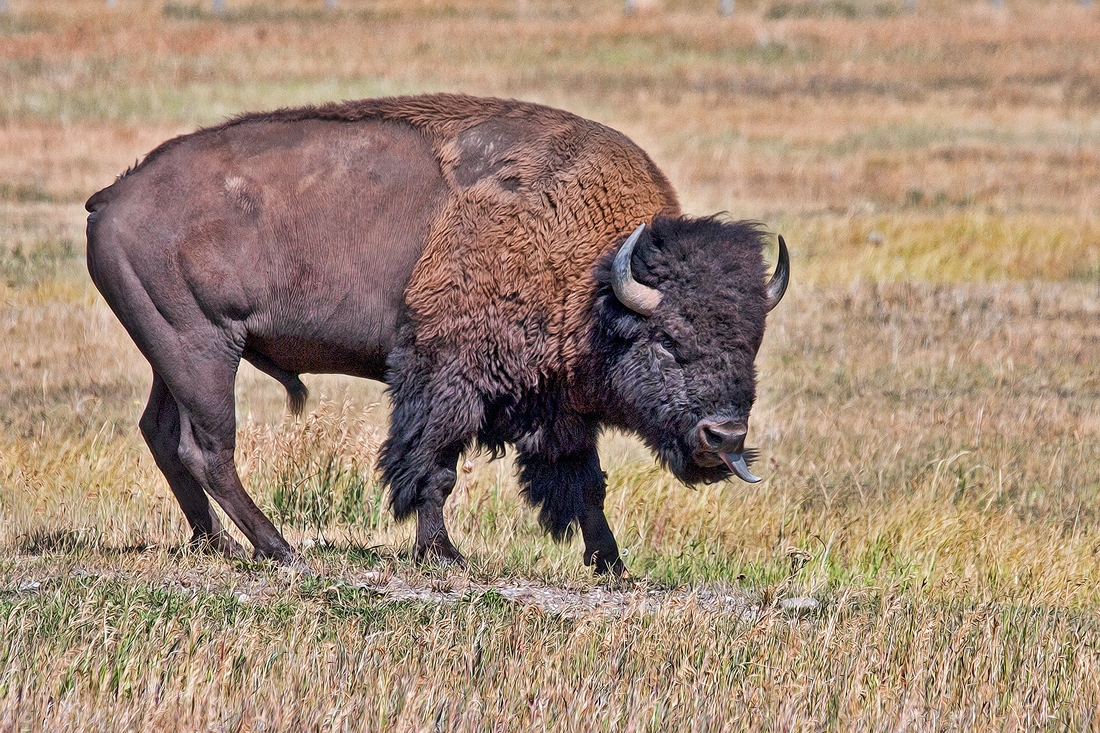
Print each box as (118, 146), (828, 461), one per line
(654, 439), (754, 487)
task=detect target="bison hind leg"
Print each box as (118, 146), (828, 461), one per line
(139, 370), (244, 559)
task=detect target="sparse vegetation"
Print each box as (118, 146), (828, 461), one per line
(1, 0), (1098, 729)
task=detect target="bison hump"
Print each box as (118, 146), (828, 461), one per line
(405, 109), (679, 396)
(451, 118), (529, 189)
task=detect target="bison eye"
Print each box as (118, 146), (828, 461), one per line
(655, 334), (687, 365)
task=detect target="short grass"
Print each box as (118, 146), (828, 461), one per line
(1, 0), (1099, 729)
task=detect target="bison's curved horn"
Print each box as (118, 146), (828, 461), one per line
(612, 223), (662, 317)
(764, 234), (790, 313)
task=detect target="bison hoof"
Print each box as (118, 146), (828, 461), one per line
(415, 537), (467, 568)
(253, 547), (314, 577)
(190, 529), (247, 560)
(588, 552), (628, 579)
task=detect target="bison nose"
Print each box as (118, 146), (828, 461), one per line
(695, 419), (747, 454)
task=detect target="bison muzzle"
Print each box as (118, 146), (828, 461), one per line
(85, 94), (789, 576)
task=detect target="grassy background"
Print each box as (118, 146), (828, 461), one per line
(1, 0), (1099, 729)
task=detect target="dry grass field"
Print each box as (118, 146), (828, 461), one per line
(1, 0), (1099, 729)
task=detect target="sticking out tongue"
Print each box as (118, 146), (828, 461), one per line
(720, 452), (761, 483)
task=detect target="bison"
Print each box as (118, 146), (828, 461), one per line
(85, 94), (789, 575)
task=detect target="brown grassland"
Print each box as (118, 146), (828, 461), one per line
(1, 0), (1099, 729)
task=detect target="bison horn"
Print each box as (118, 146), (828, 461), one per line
(764, 234), (790, 313)
(612, 223), (662, 317)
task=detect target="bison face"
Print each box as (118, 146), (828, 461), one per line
(591, 216), (788, 485)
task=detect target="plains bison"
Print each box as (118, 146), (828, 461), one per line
(86, 94), (789, 575)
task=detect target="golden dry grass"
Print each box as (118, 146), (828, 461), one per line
(1, 0), (1099, 730)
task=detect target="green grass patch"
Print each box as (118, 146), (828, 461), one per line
(0, 238), (82, 289)
(765, 0), (905, 19)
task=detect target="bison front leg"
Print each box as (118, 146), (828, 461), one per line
(517, 441), (627, 577)
(380, 356), (480, 567)
(580, 496), (626, 577)
(412, 449), (466, 566)
(388, 449), (469, 567)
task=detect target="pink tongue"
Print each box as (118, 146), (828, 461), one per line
(720, 452), (762, 484)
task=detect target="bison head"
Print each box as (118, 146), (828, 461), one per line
(590, 216), (789, 485)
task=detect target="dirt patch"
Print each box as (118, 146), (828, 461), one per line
(343, 570), (818, 620)
(8, 558), (819, 621)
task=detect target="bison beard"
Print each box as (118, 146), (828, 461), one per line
(84, 93), (788, 576)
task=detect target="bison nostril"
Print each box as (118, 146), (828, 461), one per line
(701, 425), (724, 450)
(696, 420), (748, 453)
